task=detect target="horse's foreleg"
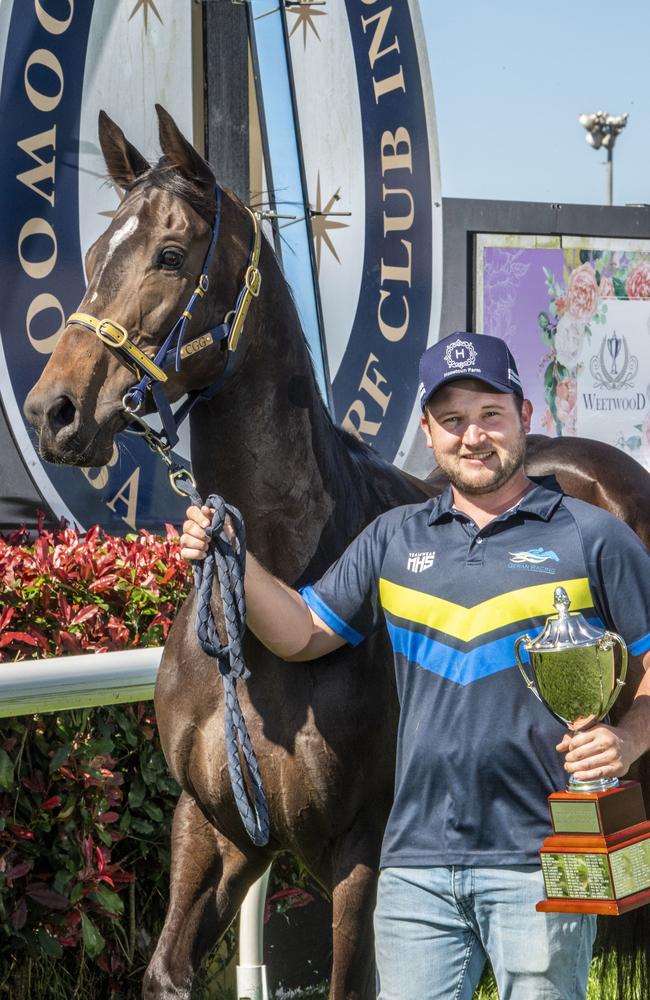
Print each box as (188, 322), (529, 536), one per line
(143, 791), (268, 1000)
(328, 836), (380, 1000)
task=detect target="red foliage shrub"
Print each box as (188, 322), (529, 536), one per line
(0, 520), (192, 996)
(0, 518), (191, 660)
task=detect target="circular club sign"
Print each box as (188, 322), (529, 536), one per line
(286, 0), (442, 466)
(0, 0), (196, 532)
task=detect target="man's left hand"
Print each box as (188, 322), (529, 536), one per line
(556, 724), (636, 783)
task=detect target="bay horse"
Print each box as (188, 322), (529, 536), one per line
(24, 106), (650, 999)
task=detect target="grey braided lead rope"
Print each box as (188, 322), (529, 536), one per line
(178, 478), (270, 847)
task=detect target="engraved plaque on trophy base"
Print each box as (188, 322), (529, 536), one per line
(536, 781), (650, 914)
(548, 782), (646, 836)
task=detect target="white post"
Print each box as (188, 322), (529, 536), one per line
(236, 866), (272, 1000)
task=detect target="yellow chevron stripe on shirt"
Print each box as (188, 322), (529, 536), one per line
(378, 576), (594, 643)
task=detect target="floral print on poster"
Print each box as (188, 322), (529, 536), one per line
(481, 246), (650, 471)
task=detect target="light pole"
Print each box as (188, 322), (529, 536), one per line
(578, 111), (629, 206)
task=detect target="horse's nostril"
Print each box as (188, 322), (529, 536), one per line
(47, 396), (77, 433)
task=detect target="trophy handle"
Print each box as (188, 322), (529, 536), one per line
(514, 635), (541, 701)
(600, 631), (628, 717)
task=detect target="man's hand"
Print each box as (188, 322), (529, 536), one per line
(180, 505), (212, 562)
(556, 724), (637, 783)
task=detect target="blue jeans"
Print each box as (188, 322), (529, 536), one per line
(374, 866), (596, 1000)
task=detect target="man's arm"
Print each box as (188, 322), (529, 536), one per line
(180, 505), (346, 661)
(557, 650), (650, 781)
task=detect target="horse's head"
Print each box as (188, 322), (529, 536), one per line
(24, 105), (256, 466)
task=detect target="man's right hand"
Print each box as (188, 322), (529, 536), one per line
(179, 505), (346, 662)
(180, 505), (212, 561)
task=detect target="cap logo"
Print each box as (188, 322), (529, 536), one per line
(444, 338), (477, 370)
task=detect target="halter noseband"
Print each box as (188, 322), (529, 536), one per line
(66, 184), (262, 494)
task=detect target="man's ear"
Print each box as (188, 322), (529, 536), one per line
(521, 398), (533, 434)
(420, 411), (434, 450)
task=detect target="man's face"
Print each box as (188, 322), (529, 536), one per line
(420, 379), (532, 496)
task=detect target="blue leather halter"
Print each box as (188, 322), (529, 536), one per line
(67, 183), (262, 494)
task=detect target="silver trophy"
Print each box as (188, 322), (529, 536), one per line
(515, 586), (628, 792)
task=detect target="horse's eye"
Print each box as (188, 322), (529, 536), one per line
(158, 247), (184, 270)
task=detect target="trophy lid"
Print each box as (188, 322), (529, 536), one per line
(526, 587), (605, 651)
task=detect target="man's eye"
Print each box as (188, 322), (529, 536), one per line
(158, 247), (184, 270)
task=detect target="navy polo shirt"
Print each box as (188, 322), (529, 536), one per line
(301, 480), (650, 868)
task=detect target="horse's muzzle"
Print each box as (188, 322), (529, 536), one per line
(23, 384), (104, 465)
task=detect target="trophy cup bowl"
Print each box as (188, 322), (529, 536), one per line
(515, 586), (650, 914)
(514, 586), (627, 792)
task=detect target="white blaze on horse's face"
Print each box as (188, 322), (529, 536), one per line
(87, 215), (140, 298)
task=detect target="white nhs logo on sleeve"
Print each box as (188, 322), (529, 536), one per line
(407, 552), (436, 573)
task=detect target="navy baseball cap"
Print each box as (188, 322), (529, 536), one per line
(418, 332), (523, 411)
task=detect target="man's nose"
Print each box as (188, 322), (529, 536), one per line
(462, 422), (486, 446)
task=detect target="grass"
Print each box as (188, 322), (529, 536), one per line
(0, 951), (643, 998)
(199, 956), (641, 1000)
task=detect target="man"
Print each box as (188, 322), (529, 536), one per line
(181, 332), (650, 999)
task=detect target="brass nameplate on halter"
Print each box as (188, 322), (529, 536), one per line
(179, 332), (214, 360)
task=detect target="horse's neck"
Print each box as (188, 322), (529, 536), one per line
(190, 242), (373, 579)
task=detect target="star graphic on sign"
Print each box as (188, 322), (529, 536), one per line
(310, 172), (348, 275)
(99, 180), (125, 220)
(129, 0), (162, 32)
(286, 3), (327, 47)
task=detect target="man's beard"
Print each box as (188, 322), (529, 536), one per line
(436, 428), (527, 496)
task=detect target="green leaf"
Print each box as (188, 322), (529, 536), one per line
(88, 736), (114, 756)
(556, 363), (568, 379)
(131, 817), (155, 835)
(613, 276), (627, 299)
(156, 774), (181, 796)
(543, 363), (556, 389)
(53, 869), (72, 896)
(128, 777), (146, 809)
(91, 884), (124, 916)
(142, 801), (163, 823)
(37, 928), (63, 959)
(81, 912), (105, 958)
(119, 809), (132, 833)
(70, 882), (84, 904)
(0, 748), (14, 791)
(49, 743), (72, 772)
(97, 827), (113, 848)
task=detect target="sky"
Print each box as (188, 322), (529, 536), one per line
(423, 1), (650, 207)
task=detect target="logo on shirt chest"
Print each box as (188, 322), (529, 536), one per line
(508, 547), (559, 575)
(407, 551), (436, 573)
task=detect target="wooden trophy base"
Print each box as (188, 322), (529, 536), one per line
(536, 781), (650, 914)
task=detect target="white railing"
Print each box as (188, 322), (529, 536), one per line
(0, 648), (270, 1000)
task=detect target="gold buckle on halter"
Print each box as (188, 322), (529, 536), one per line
(68, 311), (169, 383)
(96, 318), (128, 348)
(244, 265), (261, 297)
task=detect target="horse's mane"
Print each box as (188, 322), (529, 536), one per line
(125, 158), (215, 224)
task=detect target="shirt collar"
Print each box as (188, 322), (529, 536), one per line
(427, 476), (563, 526)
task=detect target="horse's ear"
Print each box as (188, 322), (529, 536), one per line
(98, 110), (150, 187)
(155, 104), (214, 191)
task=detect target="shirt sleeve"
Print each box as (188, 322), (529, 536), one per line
(573, 502), (650, 656)
(300, 509), (405, 646)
